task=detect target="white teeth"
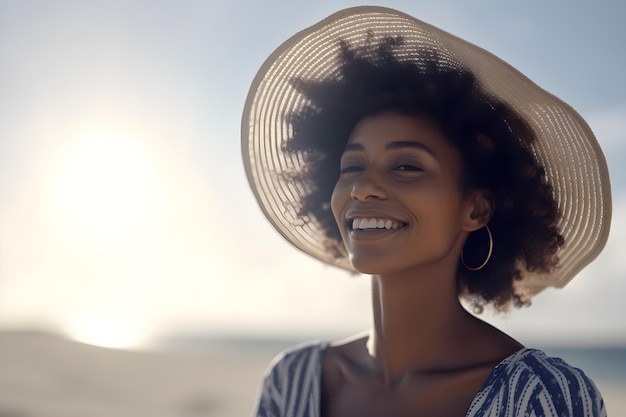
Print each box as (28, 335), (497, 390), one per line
(352, 218), (402, 230)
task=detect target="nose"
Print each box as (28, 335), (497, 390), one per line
(350, 170), (387, 201)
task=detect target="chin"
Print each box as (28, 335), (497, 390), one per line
(348, 255), (402, 276)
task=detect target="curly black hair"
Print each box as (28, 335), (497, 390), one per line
(284, 36), (564, 311)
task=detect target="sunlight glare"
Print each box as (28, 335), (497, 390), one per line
(67, 315), (148, 350)
(51, 130), (164, 251)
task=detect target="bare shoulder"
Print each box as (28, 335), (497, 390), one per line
(324, 331), (371, 364)
(322, 332), (373, 390)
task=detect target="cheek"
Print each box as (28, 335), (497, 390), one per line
(330, 183), (347, 229)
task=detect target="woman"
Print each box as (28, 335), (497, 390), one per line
(242, 7), (611, 417)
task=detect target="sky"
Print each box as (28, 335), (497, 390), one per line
(0, 0), (624, 349)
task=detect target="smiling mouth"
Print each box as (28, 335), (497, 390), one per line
(350, 217), (407, 231)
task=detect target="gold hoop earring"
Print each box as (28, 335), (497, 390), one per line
(461, 224), (493, 271)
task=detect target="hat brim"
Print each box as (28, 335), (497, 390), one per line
(241, 6), (612, 296)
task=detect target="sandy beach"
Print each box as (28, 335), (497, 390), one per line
(1, 331), (624, 416)
(0, 331), (274, 417)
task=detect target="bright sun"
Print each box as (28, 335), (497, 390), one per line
(46, 129), (166, 349)
(51, 130), (164, 251)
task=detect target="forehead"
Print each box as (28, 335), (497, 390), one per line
(346, 112), (451, 153)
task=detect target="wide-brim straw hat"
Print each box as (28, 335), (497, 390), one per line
(241, 6), (611, 296)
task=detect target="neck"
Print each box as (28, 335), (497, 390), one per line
(367, 264), (473, 383)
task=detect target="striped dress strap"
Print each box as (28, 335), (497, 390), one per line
(253, 342), (326, 417)
(466, 348), (607, 417)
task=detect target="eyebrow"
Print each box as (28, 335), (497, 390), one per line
(343, 140), (435, 156)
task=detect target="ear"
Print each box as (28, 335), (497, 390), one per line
(463, 190), (494, 232)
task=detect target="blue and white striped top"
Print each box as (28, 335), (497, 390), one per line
(253, 343), (607, 417)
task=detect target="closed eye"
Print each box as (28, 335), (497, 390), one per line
(340, 166), (364, 174)
(394, 164), (423, 172)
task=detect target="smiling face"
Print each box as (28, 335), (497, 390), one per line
(331, 112), (488, 276)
